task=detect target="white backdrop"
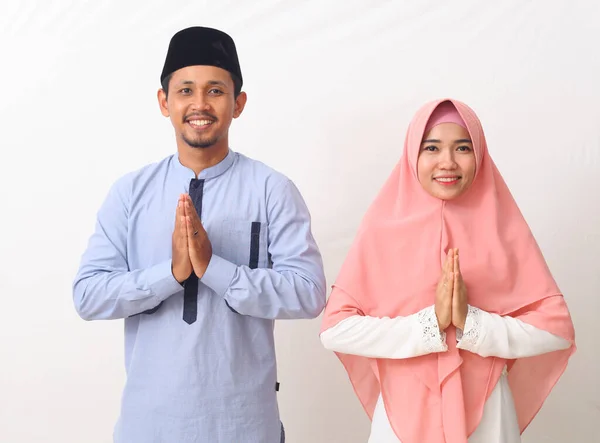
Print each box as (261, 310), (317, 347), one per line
(1, 1), (599, 442)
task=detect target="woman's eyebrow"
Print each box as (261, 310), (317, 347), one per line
(421, 138), (472, 144)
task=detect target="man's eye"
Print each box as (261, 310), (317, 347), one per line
(208, 89), (223, 95)
(180, 88), (192, 94)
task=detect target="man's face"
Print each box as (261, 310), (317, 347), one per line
(158, 65), (246, 149)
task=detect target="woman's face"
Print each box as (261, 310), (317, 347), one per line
(417, 123), (476, 200)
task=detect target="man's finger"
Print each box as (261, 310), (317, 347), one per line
(182, 198), (192, 227)
(180, 214), (187, 240)
(175, 199), (182, 240)
(175, 195), (183, 225)
(178, 198), (188, 236)
(185, 205), (199, 237)
(186, 216), (194, 236)
(186, 215), (204, 240)
(184, 198), (200, 227)
(184, 195), (198, 218)
(186, 198), (208, 238)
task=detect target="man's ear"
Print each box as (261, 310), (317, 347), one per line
(157, 88), (169, 117)
(233, 91), (247, 119)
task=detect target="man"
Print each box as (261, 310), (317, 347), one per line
(73, 26), (326, 443)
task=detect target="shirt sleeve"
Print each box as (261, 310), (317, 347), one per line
(456, 305), (572, 358)
(319, 305), (448, 359)
(72, 176), (183, 320)
(200, 179), (326, 320)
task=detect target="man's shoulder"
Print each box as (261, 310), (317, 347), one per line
(110, 154), (174, 191)
(234, 152), (290, 189)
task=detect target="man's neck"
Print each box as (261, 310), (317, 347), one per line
(177, 143), (229, 177)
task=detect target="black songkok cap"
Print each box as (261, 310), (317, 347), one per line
(160, 27), (243, 86)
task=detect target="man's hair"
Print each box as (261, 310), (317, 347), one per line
(161, 72), (242, 98)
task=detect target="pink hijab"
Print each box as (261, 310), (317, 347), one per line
(321, 98), (575, 443)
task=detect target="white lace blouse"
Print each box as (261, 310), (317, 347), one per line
(320, 305), (571, 443)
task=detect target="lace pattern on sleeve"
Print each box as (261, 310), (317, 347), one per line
(457, 305), (482, 350)
(417, 306), (448, 353)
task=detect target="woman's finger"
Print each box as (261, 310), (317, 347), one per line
(453, 252), (459, 297)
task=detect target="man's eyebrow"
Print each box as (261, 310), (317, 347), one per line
(207, 80), (227, 87)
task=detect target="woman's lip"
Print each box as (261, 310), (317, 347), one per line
(434, 177), (461, 186)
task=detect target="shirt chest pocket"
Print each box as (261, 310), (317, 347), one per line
(219, 220), (270, 269)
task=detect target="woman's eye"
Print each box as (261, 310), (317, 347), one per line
(457, 145), (472, 152)
(423, 145), (437, 152)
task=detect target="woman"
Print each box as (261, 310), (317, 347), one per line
(320, 99), (575, 443)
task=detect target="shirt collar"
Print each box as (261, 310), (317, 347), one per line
(171, 148), (236, 181)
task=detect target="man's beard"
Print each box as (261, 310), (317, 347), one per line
(181, 112), (219, 149)
(182, 133), (219, 149)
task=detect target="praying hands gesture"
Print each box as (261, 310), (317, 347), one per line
(171, 194), (213, 283)
(435, 248), (468, 331)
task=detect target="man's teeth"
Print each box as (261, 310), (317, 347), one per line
(435, 177), (459, 182)
(189, 120), (213, 126)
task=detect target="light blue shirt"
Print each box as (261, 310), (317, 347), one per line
(73, 149), (326, 443)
